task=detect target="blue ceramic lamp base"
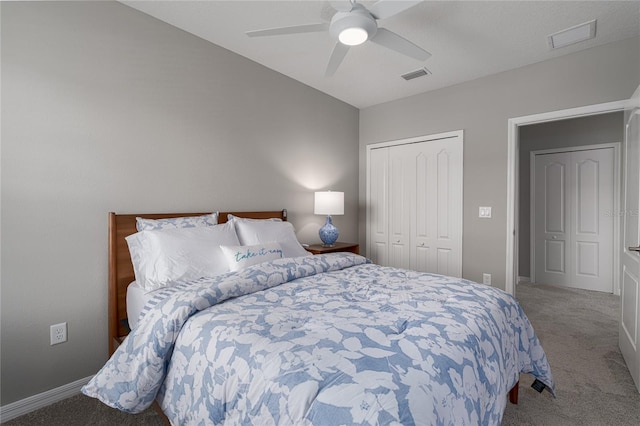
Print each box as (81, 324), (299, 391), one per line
(319, 215), (339, 247)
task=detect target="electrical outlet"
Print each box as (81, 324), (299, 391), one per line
(50, 322), (67, 345)
(479, 207), (492, 218)
(483, 273), (492, 285)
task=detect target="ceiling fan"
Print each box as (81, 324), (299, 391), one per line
(246, 0), (431, 77)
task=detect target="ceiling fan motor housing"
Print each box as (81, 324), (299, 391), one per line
(330, 4), (378, 44)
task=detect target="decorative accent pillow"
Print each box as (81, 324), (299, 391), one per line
(136, 212), (219, 231)
(234, 220), (310, 258)
(220, 242), (284, 272)
(126, 221), (239, 291)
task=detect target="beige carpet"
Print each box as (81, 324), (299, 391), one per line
(3, 282), (639, 425)
(502, 282), (640, 425)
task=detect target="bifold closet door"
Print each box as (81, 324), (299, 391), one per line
(368, 135), (463, 277)
(368, 145), (412, 270)
(406, 140), (463, 277)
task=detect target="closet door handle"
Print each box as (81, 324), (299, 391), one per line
(629, 246), (640, 253)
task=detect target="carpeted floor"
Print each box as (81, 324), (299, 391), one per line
(3, 282), (639, 425)
(502, 282), (640, 425)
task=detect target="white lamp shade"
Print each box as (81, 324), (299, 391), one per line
(314, 191), (344, 215)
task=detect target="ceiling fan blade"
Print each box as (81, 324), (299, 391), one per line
(370, 28), (431, 61)
(325, 42), (350, 77)
(246, 23), (329, 38)
(329, 0), (354, 12)
(369, 0), (422, 20)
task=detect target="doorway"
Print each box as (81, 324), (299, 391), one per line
(505, 99), (628, 295)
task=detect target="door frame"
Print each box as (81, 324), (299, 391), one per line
(506, 100), (628, 295)
(529, 143), (621, 293)
(365, 129), (463, 263)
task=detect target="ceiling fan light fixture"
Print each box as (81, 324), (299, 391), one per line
(339, 27), (368, 46)
(330, 4), (377, 46)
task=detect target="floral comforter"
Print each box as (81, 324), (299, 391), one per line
(83, 253), (554, 425)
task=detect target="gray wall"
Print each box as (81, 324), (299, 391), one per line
(518, 112), (624, 279)
(0, 2), (359, 405)
(360, 36), (640, 289)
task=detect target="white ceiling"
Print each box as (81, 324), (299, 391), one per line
(122, 0), (640, 108)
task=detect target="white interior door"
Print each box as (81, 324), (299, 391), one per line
(533, 147), (615, 292)
(573, 148), (614, 292)
(534, 152), (571, 286)
(388, 147), (412, 269)
(620, 85), (640, 392)
(368, 147), (389, 266)
(408, 139), (463, 277)
(366, 131), (463, 276)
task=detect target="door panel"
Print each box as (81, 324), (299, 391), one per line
(545, 240), (565, 273)
(572, 148), (614, 292)
(576, 159), (599, 234)
(533, 148), (614, 291)
(535, 154), (570, 286)
(576, 242), (598, 276)
(388, 149), (410, 269)
(621, 267), (638, 349)
(415, 246), (430, 272)
(368, 148), (388, 266)
(437, 149), (451, 240)
(408, 140), (462, 277)
(620, 85), (640, 391)
(437, 248), (453, 276)
(545, 161), (567, 233)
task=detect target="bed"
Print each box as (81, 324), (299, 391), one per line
(84, 210), (555, 425)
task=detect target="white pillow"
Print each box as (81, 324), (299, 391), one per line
(234, 220), (310, 258)
(126, 222), (239, 291)
(136, 212), (218, 231)
(226, 214), (282, 223)
(220, 242), (284, 271)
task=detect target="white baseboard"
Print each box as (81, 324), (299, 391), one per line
(518, 276), (531, 284)
(0, 375), (93, 423)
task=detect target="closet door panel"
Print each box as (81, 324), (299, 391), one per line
(571, 148), (614, 292)
(431, 140), (463, 277)
(388, 148), (411, 269)
(368, 148), (388, 266)
(534, 153), (570, 286)
(437, 248), (454, 277)
(412, 146), (435, 272)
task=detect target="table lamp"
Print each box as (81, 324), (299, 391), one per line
(314, 191), (344, 247)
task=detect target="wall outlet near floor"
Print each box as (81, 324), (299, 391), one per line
(50, 322), (67, 345)
(483, 273), (492, 285)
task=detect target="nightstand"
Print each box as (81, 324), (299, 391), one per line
(305, 242), (359, 255)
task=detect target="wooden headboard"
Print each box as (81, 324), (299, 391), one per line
(108, 209), (288, 354)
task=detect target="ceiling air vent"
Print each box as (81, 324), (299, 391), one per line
(548, 19), (597, 49)
(401, 67), (431, 81)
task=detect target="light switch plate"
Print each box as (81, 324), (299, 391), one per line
(479, 207), (492, 218)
